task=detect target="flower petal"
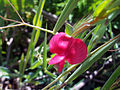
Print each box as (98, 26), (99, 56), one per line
(49, 32), (72, 55)
(66, 39), (87, 64)
(48, 54), (65, 65)
(58, 60), (65, 73)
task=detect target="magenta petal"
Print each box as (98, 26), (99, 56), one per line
(66, 39), (87, 64)
(58, 60), (65, 73)
(48, 54), (65, 65)
(49, 32), (72, 55)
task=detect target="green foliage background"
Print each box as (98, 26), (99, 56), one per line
(0, 0), (120, 89)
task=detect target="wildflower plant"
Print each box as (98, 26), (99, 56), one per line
(48, 32), (87, 73)
(0, 0), (120, 89)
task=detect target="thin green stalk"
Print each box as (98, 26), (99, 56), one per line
(43, 32), (56, 78)
(22, 29), (36, 74)
(58, 34), (120, 89)
(0, 23), (24, 29)
(42, 64), (79, 90)
(108, 21), (118, 49)
(49, 85), (56, 90)
(24, 23), (53, 34)
(80, 30), (88, 39)
(83, 29), (94, 42)
(43, 32), (47, 70)
(19, 53), (24, 81)
(42, 27), (119, 90)
(0, 22), (53, 34)
(101, 65), (120, 90)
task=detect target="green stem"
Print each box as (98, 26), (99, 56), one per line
(24, 23), (53, 34)
(0, 23), (53, 34)
(43, 32), (56, 78)
(0, 23), (24, 29)
(22, 28), (36, 74)
(42, 64), (79, 90)
(59, 34), (120, 89)
(101, 65), (120, 90)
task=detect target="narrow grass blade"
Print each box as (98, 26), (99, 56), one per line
(87, 21), (107, 53)
(0, 34), (2, 57)
(94, 0), (120, 18)
(34, 16), (43, 46)
(30, 0), (45, 65)
(80, 30), (88, 39)
(43, 32), (56, 78)
(83, 29), (94, 42)
(43, 32), (47, 70)
(19, 53), (24, 74)
(93, 0), (111, 18)
(101, 65), (120, 90)
(64, 34), (120, 85)
(108, 22), (118, 49)
(22, 0), (45, 74)
(53, 0), (79, 34)
(33, 0), (45, 26)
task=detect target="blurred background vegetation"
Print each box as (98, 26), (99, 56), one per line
(0, 0), (120, 89)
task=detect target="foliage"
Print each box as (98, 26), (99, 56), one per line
(0, 0), (120, 89)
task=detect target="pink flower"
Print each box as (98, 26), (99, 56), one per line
(48, 32), (87, 73)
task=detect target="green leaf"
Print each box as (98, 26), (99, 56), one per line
(93, 0), (111, 18)
(94, 0), (120, 18)
(101, 65), (120, 90)
(33, 0), (45, 26)
(29, 59), (43, 70)
(27, 0), (45, 67)
(65, 23), (73, 36)
(83, 29), (94, 42)
(87, 21), (107, 53)
(64, 34), (120, 84)
(26, 69), (40, 82)
(0, 33), (2, 51)
(43, 32), (47, 70)
(80, 30), (88, 39)
(53, 0), (79, 34)
(21, 0), (25, 10)
(43, 32), (56, 78)
(34, 16), (43, 46)
(108, 0), (120, 9)
(30, 0), (45, 65)
(0, 66), (10, 78)
(19, 53), (24, 73)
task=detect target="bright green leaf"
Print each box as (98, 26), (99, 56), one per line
(53, 0), (79, 34)
(65, 23), (73, 36)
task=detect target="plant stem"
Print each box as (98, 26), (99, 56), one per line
(0, 22), (53, 34)
(42, 64), (79, 90)
(58, 34), (120, 89)
(0, 23), (24, 29)
(24, 23), (54, 34)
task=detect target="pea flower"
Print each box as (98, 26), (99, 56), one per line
(49, 32), (87, 73)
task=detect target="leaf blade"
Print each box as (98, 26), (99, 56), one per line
(53, 0), (78, 33)
(64, 34), (120, 84)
